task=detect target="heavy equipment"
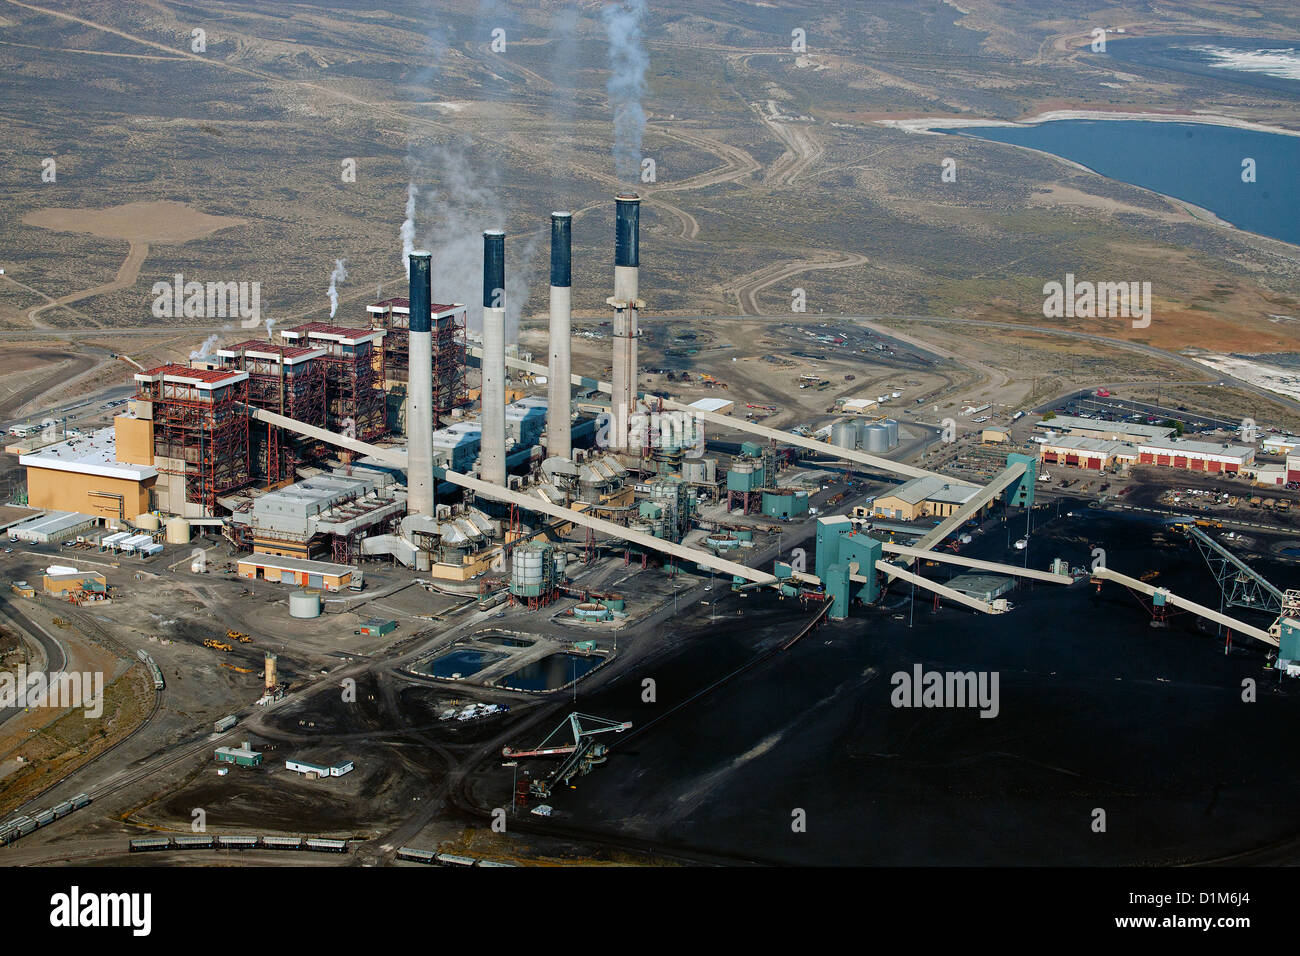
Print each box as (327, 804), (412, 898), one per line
(502, 712), (632, 799)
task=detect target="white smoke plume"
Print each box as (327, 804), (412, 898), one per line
(327, 258), (348, 318)
(265, 317), (275, 340)
(401, 184), (418, 276)
(602, 0), (648, 184)
(190, 333), (220, 361)
(421, 144), (538, 344)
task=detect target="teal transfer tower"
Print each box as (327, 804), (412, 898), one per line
(814, 516), (882, 619)
(1004, 452), (1037, 509)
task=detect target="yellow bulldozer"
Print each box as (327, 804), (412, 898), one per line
(203, 639), (234, 653)
(227, 630), (252, 643)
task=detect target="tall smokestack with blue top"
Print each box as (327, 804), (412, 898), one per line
(481, 229), (507, 485)
(547, 212), (573, 460)
(607, 193), (642, 448)
(406, 250), (434, 515)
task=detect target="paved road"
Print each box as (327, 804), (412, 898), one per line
(0, 596), (68, 729)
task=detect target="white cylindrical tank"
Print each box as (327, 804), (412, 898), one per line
(682, 460), (706, 483)
(512, 547), (545, 585)
(165, 518), (190, 544)
(289, 590), (321, 619)
(703, 458), (717, 483)
(883, 418), (899, 447)
(831, 421), (857, 449)
(135, 513), (160, 531)
(863, 423), (890, 453)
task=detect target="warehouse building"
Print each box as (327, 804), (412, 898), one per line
(7, 511), (99, 544)
(1037, 435), (1137, 470)
(1136, 438), (1254, 473)
(871, 475), (985, 521)
(236, 554), (360, 591)
(1036, 416), (1175, 444)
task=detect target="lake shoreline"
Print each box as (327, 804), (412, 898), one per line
(878, 108), (1300, 139)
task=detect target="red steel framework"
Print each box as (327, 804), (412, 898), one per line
(281, 324), (388, 442)
(135, 365), (251, 515)
(367, 297), (468, 427)
(218, 341), (327, 484)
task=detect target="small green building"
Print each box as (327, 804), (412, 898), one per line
(215, 746), (263, 768)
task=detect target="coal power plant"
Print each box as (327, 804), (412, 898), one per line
(11, 190), (1296, 876)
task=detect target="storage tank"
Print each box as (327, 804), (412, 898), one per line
(289, 590), (321, 619)
(883, 418), (899, 447)
(164, 517), (190, 544)
(553, 551), (567, 582)
(831, 421), (858, 450)
(510, 544), (553, 598)
(703, 458), (717, 483)
(134, 513), (160, 531)
(682, 459), (707, 483)
(862, 423), (889, 453)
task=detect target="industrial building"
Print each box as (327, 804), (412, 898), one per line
(7, 511), (100, 544)
(1037, 435), (1137, 470)
(16, 421), (157, 521)
(367, 296), (468, 429)
(229, 472), (404, 562)
(42, 568), (107, 597)
(285, 758), (353, 778)
(217, 340), (326, 484)
(215, 745), (263, 768)
(1036, 416), (1175, 443)
(1136, 438), (1254, 473)
(812, 516), (882, 619)
(236, 554), (360, 591)
(134, 365), (251, 516)
(945, 573), (1015, 603)
(279, 324), (387, 442)
(871, 475), (985, 521)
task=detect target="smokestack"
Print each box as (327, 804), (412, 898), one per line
(481, 230), (507, 485)
(608, 193), (642, 448)
(406, 250), (435, 514)
(547, 212), (573, 460)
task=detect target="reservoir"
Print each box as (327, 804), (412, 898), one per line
(948, 119), (1300, 245)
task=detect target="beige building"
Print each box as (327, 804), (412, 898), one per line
(872, 476), (985, 521)
(16, 416), (157, 522)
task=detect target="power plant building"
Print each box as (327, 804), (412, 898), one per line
(134, 365), (251, 517)
(217, 341), (327, 483)
(16, 422), (157, 521)
(279, 324), (387, 442)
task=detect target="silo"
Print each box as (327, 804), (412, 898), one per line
(682, 459), (706, 483)
(831, 421), (857, 450)
(883, 418), (899, 447)
(510, 544), (550, 599)
(135, 513), (160, 532)
(553, 550), (567, 583)
(703, 458), (717, 483)
(289, 591), (321, 619)
(862, 423), (889, 453)
(165, 517), (190, 544)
